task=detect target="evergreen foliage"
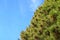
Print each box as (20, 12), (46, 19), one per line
(20, 0), (60, 40)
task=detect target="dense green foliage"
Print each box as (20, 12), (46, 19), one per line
(20, 0), (60, 40)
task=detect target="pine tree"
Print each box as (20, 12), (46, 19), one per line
(20, 0), (60, 40)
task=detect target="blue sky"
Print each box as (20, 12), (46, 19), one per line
(0, 0), (44, 40)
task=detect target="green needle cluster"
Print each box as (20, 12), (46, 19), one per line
(20, 0), (60, 40)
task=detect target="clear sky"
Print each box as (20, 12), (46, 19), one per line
(0, 0), (44, 40)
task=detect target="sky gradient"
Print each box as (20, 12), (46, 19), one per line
(0, 0), (44, 40)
